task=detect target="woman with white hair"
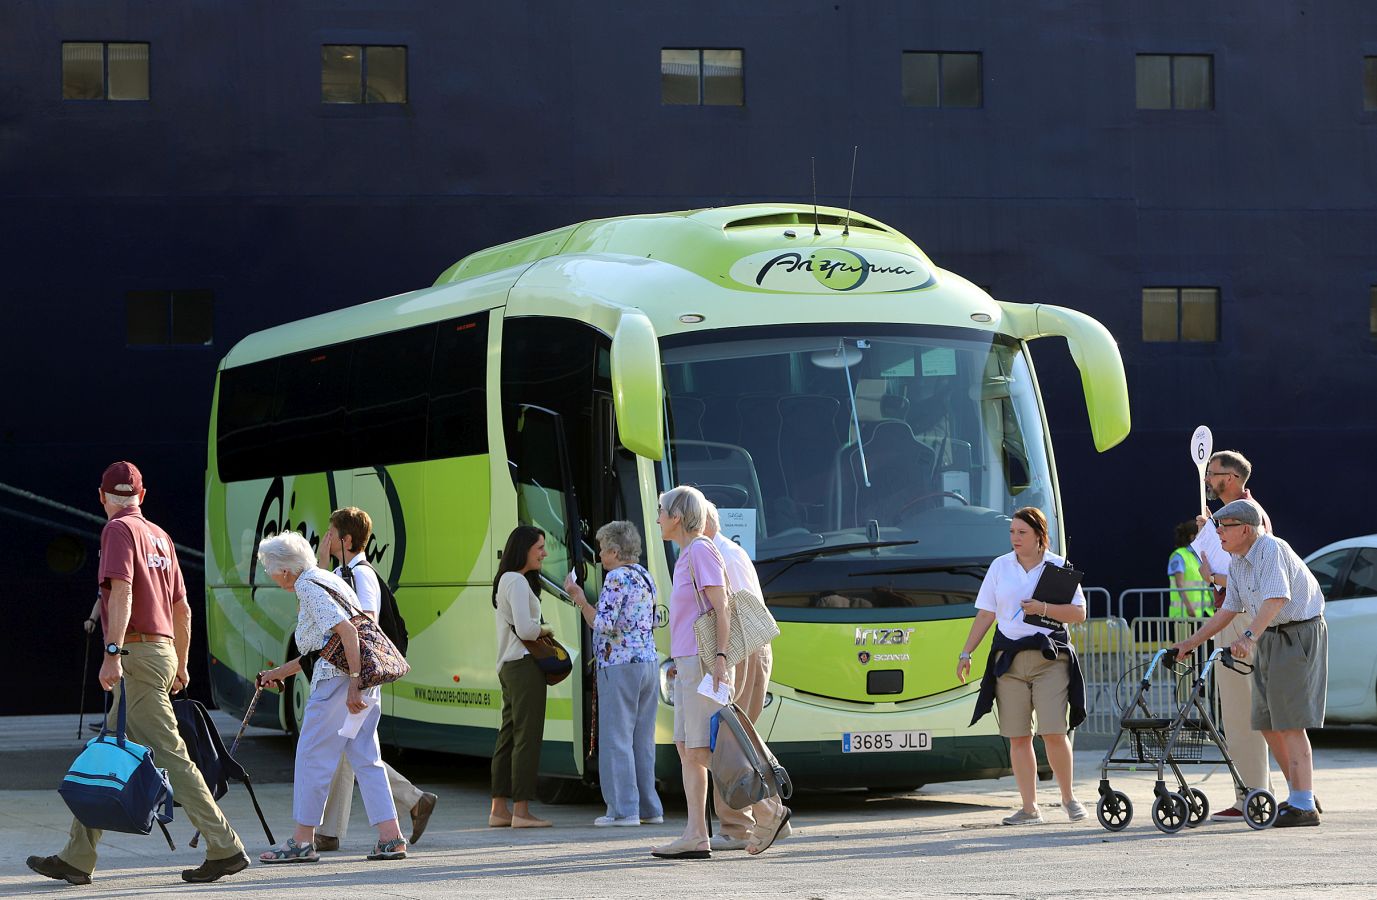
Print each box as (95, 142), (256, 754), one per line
(565, 520), (664, 828)
(648, 485), (733, 860)
(253, 531), (407, 863)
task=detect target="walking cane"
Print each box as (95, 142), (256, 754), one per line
(189, 684), (265, 849)
(76, 627), (93, 740)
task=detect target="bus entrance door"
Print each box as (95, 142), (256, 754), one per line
(510, 404), (589, 778)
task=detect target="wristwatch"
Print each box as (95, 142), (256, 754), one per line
(349, 672), (361, 679)
(1242, 629), (1255, 641)
(104, 642), (121, 656)
(959, 652), (972, 661)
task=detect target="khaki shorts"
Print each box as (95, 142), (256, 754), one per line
(994, 649), (1071, 738)
(1252, 616), (1328, 731)
(672, 655), (731, 749)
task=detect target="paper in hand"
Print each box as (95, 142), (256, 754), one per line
(696, 674), (731, 706)
(338, 698), (373, 739)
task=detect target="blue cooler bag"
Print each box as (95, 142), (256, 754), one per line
(59, 679), (175, 849)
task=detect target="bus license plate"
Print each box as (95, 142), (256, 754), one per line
(842, 731), (931, 753)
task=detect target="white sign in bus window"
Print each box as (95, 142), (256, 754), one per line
(921, 347), (956, 377)
(718, 508), (757, 559)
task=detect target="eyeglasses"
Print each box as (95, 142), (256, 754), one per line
(1212, 520), (1249, 531)
(1203, 470), (1234, 479)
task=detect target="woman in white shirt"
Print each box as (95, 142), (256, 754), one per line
(488, 525), (554, 829)
(956, 507), (1088, 826)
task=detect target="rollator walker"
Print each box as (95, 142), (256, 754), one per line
(1095, 646), (1278, 834)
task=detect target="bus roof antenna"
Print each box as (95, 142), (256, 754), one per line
(810, 157), (821, 236)
(842, 145), (858, 237)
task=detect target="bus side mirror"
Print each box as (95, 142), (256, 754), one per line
(999, 301), (1131, 452)
(610, 310), (665, 461)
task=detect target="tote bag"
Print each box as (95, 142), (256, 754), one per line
(312, 580), (411, 689)
(686, 537), (780, 669)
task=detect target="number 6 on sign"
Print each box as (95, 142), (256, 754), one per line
(1191, 425), (1213, 518)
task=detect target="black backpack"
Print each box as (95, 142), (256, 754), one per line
(171, 696), (274, 843)
(344, 560), (409, 657)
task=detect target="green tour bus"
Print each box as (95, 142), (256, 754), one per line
(206, 203), (1129, 793)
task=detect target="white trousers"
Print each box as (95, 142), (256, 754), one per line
(292, 677), (396, 828)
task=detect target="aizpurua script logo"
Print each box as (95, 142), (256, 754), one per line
(728, 247), (934, 294)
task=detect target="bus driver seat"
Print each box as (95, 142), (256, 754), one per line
(833, 419), (937, 529)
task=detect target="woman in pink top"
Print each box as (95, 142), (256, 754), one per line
(649, 485), (732, 860)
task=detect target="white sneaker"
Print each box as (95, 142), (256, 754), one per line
(710, 833), (750, 851)
(593, 815), (641, 827)
(1002, 807), (1045, 826)
(641, 815), (664, 825)
(1064, 800), (1088, 822)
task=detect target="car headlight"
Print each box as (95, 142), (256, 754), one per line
(659, 658), (676, 706)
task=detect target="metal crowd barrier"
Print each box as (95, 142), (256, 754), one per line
(1065, 587), (1223, 737)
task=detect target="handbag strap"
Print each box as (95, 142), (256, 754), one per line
(684, 536), (733, 615)
(99, 677), (128, 747)
(308, 577), (366, 620)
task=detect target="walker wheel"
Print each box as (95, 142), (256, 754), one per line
(1244, 789), (1278, 830)
(1185, 788), (1210, 827)
(1151, 792), (1188, 833)
(1096, 790), (1133, 832)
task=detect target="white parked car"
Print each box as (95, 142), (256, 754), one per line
(1303, 535), (1377, 725)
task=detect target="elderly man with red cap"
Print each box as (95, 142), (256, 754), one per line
(28, 462), (250, 885)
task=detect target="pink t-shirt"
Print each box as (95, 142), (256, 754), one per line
(99, 507), (187, 638)
(669, 538), (725, 658)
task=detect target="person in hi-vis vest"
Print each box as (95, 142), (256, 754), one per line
(1167, 520), (1211, 618)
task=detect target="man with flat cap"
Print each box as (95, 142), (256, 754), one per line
(1172, 498), (1328, 827)
(28, 462), (250, 884)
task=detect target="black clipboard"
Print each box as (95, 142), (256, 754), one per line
(1024, 561), (1083, 630)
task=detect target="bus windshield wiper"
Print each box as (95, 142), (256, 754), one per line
(754, 540), (921, 566)
(856, 561), (989, 578)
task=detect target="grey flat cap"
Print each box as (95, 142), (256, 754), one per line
(1215, 498), (1262, 527)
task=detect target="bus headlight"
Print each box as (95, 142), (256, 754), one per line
(659, 658), (676, 706)
(763, 691), (774, 709)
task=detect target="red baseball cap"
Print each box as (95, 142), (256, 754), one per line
(100, 461), (144, 497)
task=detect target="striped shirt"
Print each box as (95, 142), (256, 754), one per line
(1222, 534), (1325, 625)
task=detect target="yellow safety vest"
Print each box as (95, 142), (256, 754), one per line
(1168, 547), (1210, 618)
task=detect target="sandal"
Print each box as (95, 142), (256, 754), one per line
(650, 836), (710, 860)
(259, 838), (319, 864)
(747, 806), (791, 856)
(366, 837), (407, 861)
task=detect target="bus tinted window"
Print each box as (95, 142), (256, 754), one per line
(428, 318), (488, 459)
(351, 325), (435, 464)
(275, 345), (353, 472)
(216, 312), (489, 482)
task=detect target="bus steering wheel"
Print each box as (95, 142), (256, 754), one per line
(898, 491), (970, 518)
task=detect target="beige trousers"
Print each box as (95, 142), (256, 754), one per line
(1215, 615), (1273, 802)
(61, 643), (243, 873)
(713, 644), (784, 839)
(320, 756), (423, 838)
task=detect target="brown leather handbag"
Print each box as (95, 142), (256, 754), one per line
(516, 627), (573, 685)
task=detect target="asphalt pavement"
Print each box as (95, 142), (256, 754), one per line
(2, 714), (1375, 898)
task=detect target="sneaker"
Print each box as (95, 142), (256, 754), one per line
(1064, 800), (1088, 822)
(1211, 806), (1245, 823)
(594, 815), (641, 827)
(710, 833), (750, 851)
(1002, 807), (1045, 826)
(641, 815), (665, 825)
(1273, 807), (1321, 828)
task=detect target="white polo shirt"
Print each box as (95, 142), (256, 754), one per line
(335, 552), (380, 618)
(975, 550), (1086, 640)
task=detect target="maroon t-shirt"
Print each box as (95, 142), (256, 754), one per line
(99, 507), (186, 639)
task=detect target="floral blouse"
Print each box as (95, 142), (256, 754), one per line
(293, 567), (357, 690)
(592, 564), (658, 668)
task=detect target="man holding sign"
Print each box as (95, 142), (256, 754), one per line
(1189, 449), (1275, 822)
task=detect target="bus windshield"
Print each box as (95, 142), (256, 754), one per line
(660, 324), (1058, 568)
